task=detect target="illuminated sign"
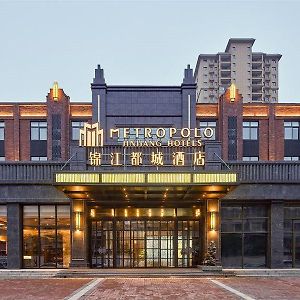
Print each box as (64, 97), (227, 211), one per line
(55, 172), (238, 185)
(79, 123), (103, 147)
(79, 122), (214, 168)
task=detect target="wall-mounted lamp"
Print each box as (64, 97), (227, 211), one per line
(210, 211), (218, 231)
(195, 208), (201, 218)
(75, 211), (82, 231)
(90, 209), (95, 218)
(229, 83), (236, 103)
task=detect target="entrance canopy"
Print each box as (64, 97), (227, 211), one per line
(54, 171), (238, 206)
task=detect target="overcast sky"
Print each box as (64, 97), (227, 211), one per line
(0, 0), (299, 102)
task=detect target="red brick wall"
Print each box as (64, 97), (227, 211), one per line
(259, 119), (269, 161)
(219, 88), (243, 161)
(19, 120), (31, 161)
(4, 119), (15, 161)
(47, 88), (70, 161)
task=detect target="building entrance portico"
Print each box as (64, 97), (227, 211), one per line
(54, 171), (238, 268)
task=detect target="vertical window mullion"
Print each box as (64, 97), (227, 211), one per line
(38, 205), (41, 268)
(55, 205), (58, 268)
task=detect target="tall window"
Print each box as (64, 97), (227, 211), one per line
(0, 206), (7, 268)
(0, 122), (4, 141)
(30, 121), (47, 161)
(23, 205), (70, 268)
(221, 205), (268, 268)
(243, 121), (258, 140)
(31, 121), (47, 140)
(199, 121), (216, 140)
(284, 122), (299, 140)
(0, 122), (5, 161)
(71, 121), (85, 141)
(284, 206), (300, 268)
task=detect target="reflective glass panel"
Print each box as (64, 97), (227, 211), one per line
(221, 233), (242, 268)
(23, 227), (39, 268)
(243, 234), (267, 268)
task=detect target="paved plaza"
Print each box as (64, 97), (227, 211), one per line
(0, 277), (300, 299)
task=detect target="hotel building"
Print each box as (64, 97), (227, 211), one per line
(0, 60), (299, 270)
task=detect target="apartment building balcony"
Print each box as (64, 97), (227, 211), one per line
(220, 79), (231, 86)
(220, 70), (231, 77)
(220, 64), (231, 71)
(252, 92), (263, 101)
(252, 63), (263, 70)
(219, 55), (231, 63)
(252, 70), (263, 78)
(252, 78), (263, 85)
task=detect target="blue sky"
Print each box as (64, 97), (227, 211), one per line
(0, 0), (299, 102)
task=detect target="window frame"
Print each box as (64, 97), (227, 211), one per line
(71, 121), (85, 141)
(284, 121), (299, 140)
(243, 121), (259, 140)
(199, 120), (217, 140)
(0, 122), (4, 141)
(30, 121), (47, 141)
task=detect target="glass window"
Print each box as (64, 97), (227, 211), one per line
(243, 234), (267, 268)
(243, 156), (259, 161)
(31, 156), (47, 161)
(0, 206), (7, 268)
(243, 121), (258, 140)
(221, 205), (268, 268)
(283, 207), (300, 268)
(284, 157), (300, 161)
(284, 121), (299, 140)
(71, 121), (85, 141)
(23, 205), (70, 268)
(31, 121), (47, 141)
(199, 121), (217, 140)
(221, 234), (242, 268)
(40, 206), (55, 228)
(0, 122), (4, 140)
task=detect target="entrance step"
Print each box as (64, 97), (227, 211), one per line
(0, 269), (62, 279)
(55, 268), (235, 278)
(225, 269), (300, 277)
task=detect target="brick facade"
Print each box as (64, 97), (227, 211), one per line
(0, 83), (299, 162)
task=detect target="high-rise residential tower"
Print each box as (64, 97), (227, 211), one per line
(194, 38), (282, 103)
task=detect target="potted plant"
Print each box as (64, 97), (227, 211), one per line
(201, 241), (222, 272)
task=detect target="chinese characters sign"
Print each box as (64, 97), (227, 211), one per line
(80, 122), (212, 168)
(89, 150), (205, 167)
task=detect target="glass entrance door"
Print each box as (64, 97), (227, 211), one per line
(91, 219), (201, 268)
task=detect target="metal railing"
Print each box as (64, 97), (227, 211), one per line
(223, 161), (300, 183)
(0, 162), (66, 183)
(0, 161), (299, 184)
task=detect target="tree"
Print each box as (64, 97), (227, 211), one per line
(202, 241), (217, 266)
